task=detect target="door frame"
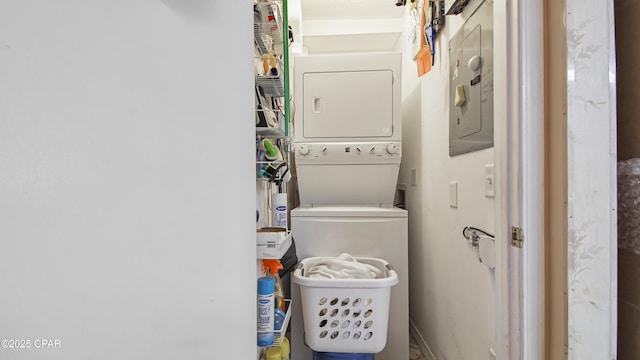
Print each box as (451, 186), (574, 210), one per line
(497, 0), (619, 359)
(494, 0), (545, 358)
(564, 0), (618, 358)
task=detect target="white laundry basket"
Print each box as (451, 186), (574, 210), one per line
(292, 256), (399, 354)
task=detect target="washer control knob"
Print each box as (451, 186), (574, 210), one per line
(369, 146), (376, 153)
(298, 145), (309, 155)
(386, 144), (398, 154)
(356, 146), (362, 153)
(321, 146), (328, 153)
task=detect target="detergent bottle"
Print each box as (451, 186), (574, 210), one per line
(263, 259), (285, 312)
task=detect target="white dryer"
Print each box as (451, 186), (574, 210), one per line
(293, 52), (403, 208)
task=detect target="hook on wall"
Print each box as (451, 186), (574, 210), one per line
(462, 226), (494, 246)
(462, 226), (496, 269)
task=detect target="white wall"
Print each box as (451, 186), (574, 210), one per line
(0, 1), (255, 359)
(397, 0), (496, 358)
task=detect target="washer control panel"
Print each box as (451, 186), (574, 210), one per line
(295, 142), (402, 164)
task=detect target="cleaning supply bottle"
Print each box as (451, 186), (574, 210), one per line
(265, 345), (282, 360)
(257, 276), (275, 347)
(280, 336), (290, 360)
(262, 139), (281, 161)
(271, 192), (287, 228)
(263, 259), (285, 312)
(257, 138), (265, 177)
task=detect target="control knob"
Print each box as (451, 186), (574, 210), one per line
(386, 144), (398, 154)
(298, 145), (309, 155)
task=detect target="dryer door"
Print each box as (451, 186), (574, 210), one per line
(302, 70), (394, 138)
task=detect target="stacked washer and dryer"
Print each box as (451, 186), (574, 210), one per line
(290, 52), (408, 360)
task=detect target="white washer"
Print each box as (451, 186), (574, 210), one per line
(290, 206), (408, 360)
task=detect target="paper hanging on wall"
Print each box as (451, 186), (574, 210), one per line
(416, 0), (432, 77)
(408, 6), (421, 60)
(416, 47), (432, 77)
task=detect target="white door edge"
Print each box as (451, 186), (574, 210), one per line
(493, 0), (521, 357)
(520, 0), (545, 358)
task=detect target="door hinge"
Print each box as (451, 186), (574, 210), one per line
(511, 226), (524, 248)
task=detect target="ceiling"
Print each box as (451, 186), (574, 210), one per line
(289, 0), (408, 54)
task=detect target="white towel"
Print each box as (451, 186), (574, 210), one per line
(306, 253), (382, 279)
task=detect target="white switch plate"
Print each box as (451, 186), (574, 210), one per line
(449, 181), (458, 208)
(484, 164), (495, 198)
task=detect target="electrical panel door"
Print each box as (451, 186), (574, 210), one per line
(448, 0), (493, 156)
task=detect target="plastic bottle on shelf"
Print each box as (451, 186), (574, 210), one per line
(257, 139), (265, 175)
(262, 139), (281, 161)
(265, 345), (282, 360)
(262, 50), (278, 77)
(262, 259), (285, 312)
(271, 192), (287, 228)
(257, 276), (275, 347)
(280, 336), (290, 360)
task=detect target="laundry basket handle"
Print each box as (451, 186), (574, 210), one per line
(385, 263), (397, 278)
(295, 261), (305, 277)
(385, 263), (395, 272)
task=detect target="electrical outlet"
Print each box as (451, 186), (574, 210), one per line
(484, 164), (495, 198)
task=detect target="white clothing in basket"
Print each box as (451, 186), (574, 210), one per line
(305, 253), (383, 279)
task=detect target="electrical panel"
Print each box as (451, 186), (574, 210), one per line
(448, 0), (493, 156)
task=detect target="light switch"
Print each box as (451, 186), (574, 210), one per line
(449, 181), (458, 208)
(454, 85), (466, 107)
(485, 164), (495, 198)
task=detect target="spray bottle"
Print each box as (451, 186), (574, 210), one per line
(262, 139), (282, 161)
(263, 259), (285, 313)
